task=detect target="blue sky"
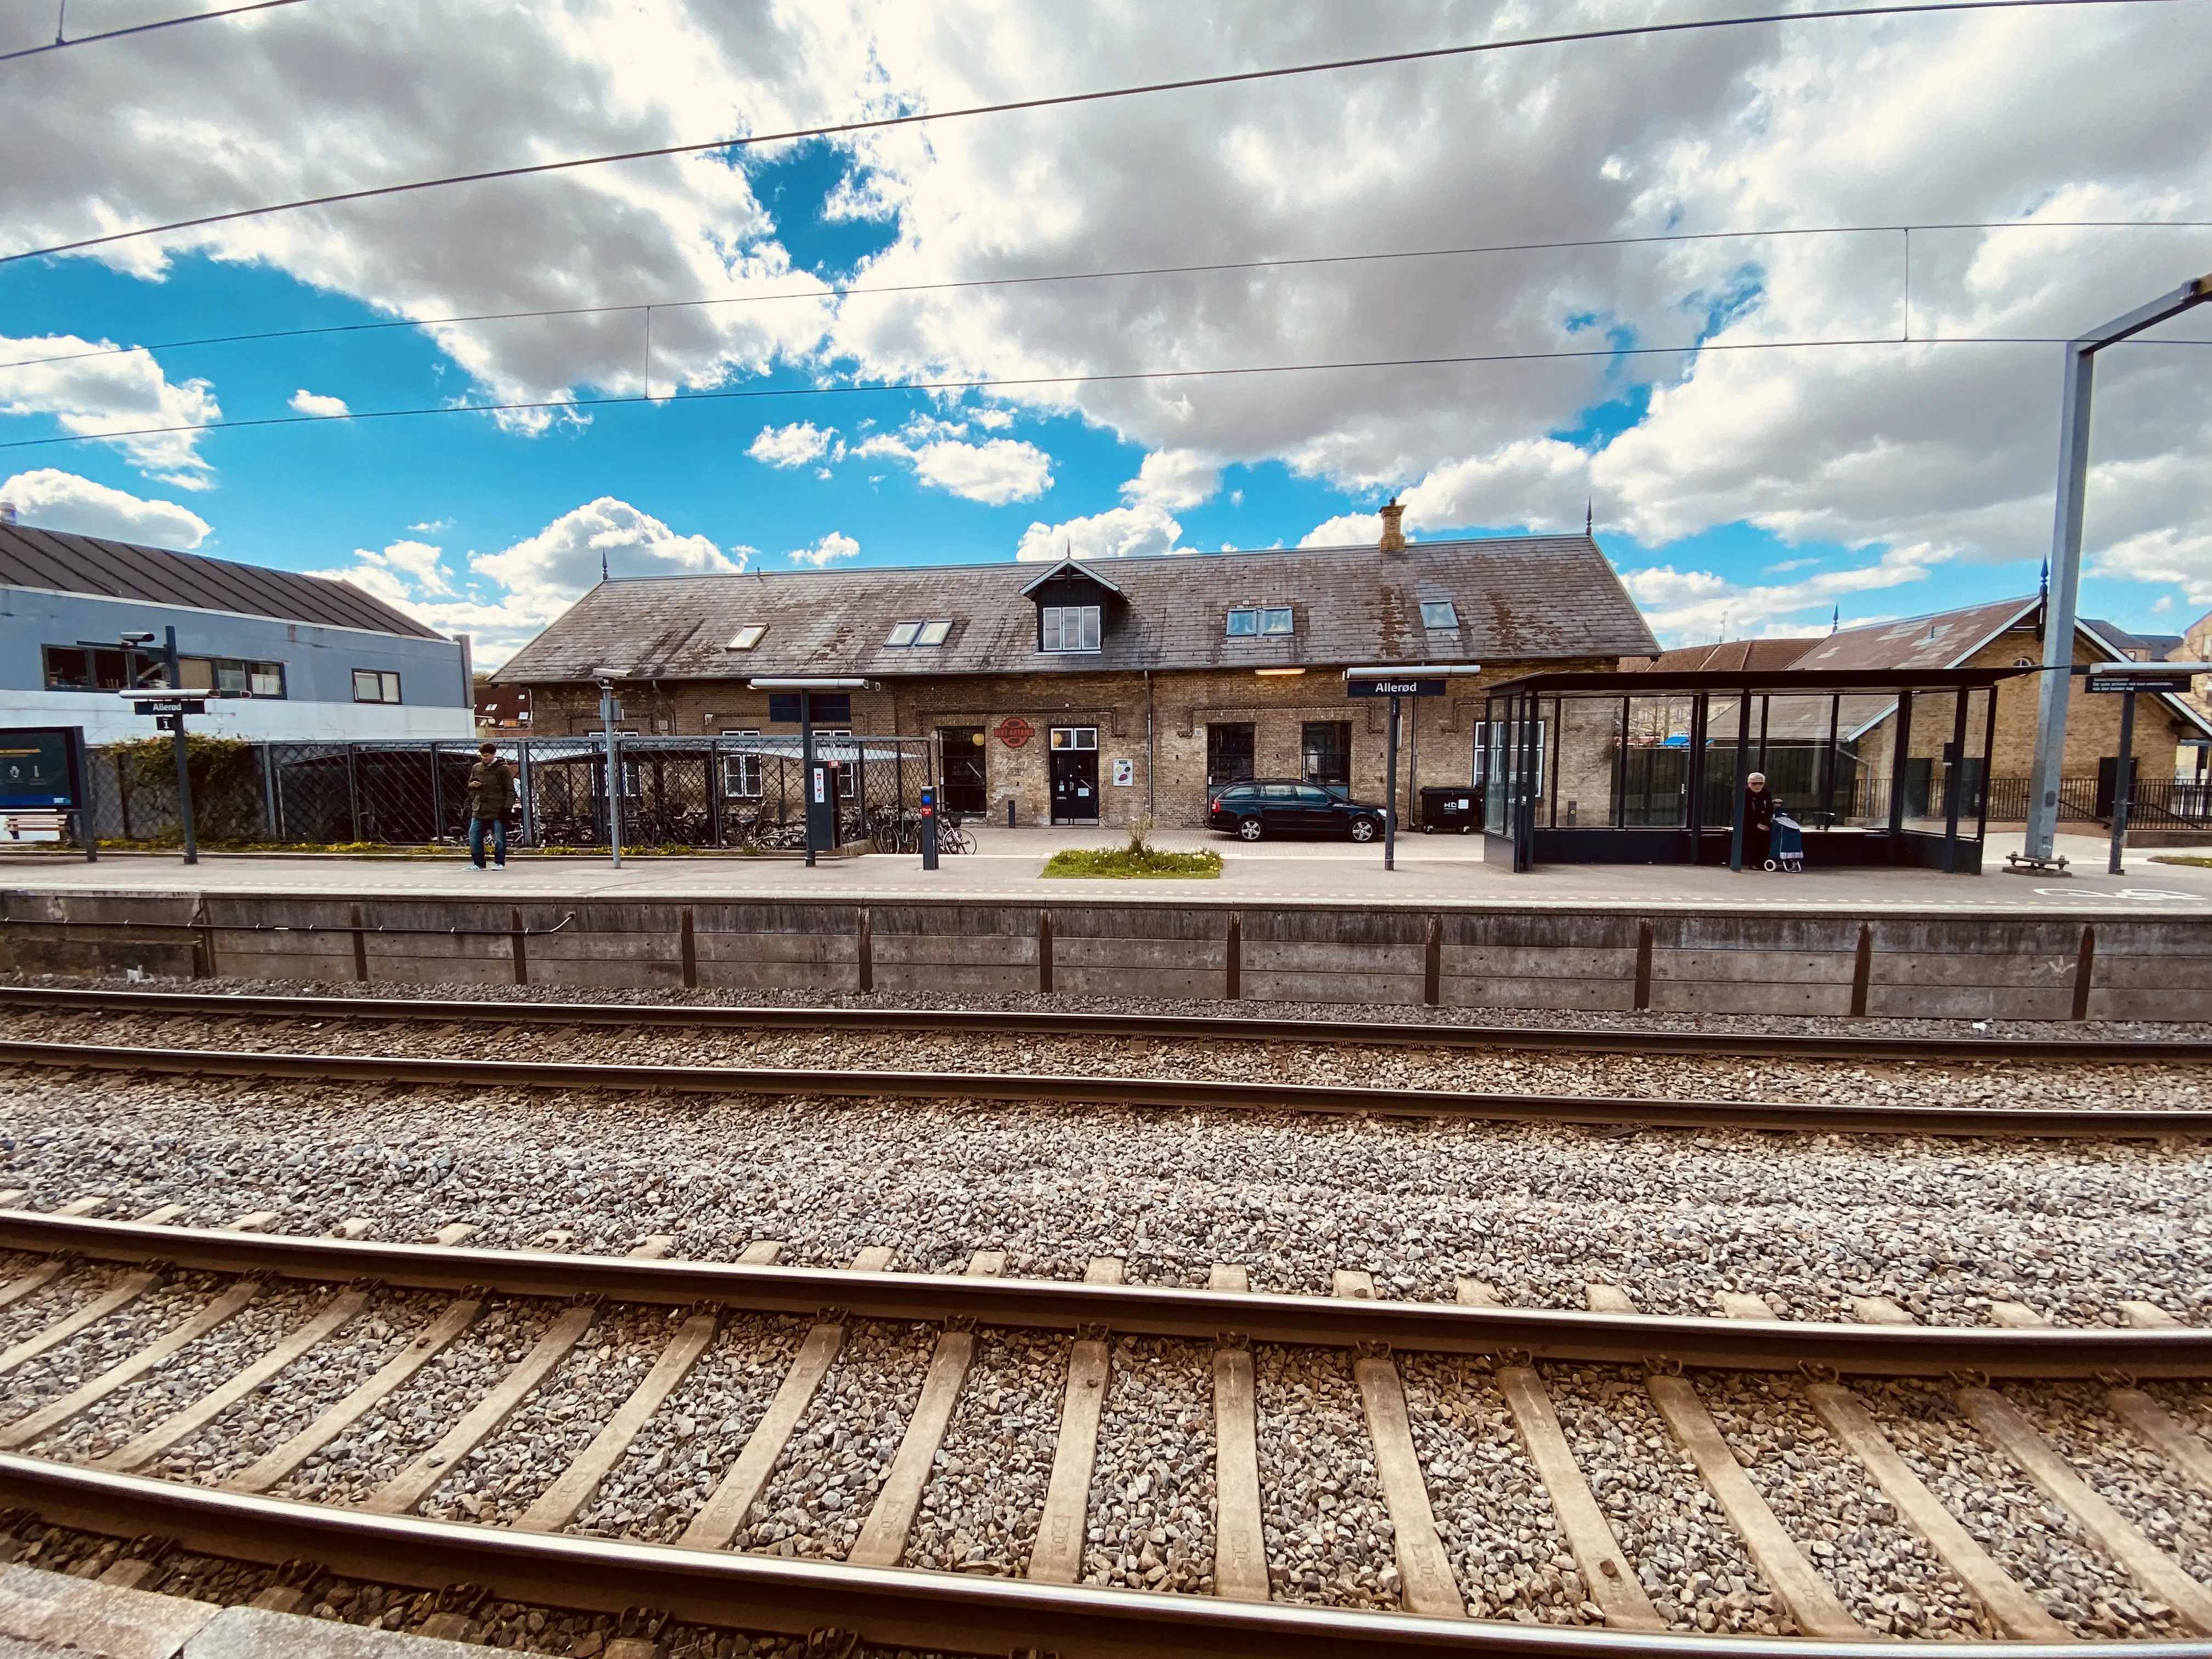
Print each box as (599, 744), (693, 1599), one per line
(5, 2), (2207, 667)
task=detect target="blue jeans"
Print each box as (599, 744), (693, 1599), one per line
(469, 816), (507, 867)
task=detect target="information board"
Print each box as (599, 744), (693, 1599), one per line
(2085, 670), (2199, 695)
(0, 728), (84, 811)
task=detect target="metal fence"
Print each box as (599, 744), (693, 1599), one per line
(84, 735), (940, 850)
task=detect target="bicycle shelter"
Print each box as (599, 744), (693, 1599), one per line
(1477, 664), (2042, 874)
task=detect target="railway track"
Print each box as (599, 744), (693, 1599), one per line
(2, 1210), (2211, 1656)
(0, 1036), (2207, 1139)
(5, 983), (2209, 1065)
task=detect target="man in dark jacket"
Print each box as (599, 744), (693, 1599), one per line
(1742, 771), (1779, 868)
(466, 743), (515, 869)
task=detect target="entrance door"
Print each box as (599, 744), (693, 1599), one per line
(939, 726), (987, 815)
(1049, 726), (1099, 823)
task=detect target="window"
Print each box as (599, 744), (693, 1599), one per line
(1206, 722), (1255, 789)
(178, 657), (286, 697)
(41, 645), (166, 692)
(883, 619), (955, 647)
(353, 669), (402, 703)
(1420, 600), (1459, 630)
(719, 730), (763, 798)
(1302, 720), (1350, 787)
(1226, 607), (1294, 636)
(1049, 726), (1098, 751)
(1040, 605), (1101, 652)
(726, 625), (766, 650)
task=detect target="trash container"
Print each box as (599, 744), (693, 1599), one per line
(1419, 786), (1477, 833)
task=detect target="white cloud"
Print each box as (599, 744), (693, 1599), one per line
(0, 336), (219, 479)
(1017, 503), (1182, 562)
(748, 421), (837, 467)
(910, 437), (1051, 504)
(1121, 449), (1219, 511)
(1620, 543), (1955, 647)
(1300, 511), (1380, 549)
(465, 498), (743, 646)
(288, 388), (349, 419)
(787, 531), (861, 567)
(853, 417), (1054, 504)
(0, 468), (211, 548)
(408, 517), (453, 532)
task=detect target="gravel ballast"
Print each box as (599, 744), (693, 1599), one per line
(1081, 1336), (1216, 1593)
(3, 1075), (2203, 1329)
(1857, 1377), (2186, 1639)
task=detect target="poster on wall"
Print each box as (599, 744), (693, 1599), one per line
(1112, 758), (1134, 787)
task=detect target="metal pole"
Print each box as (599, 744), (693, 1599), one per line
(1383, 693), (1400, 871)
(1821, 694), (1840, 828)
(517, 740), (536, 848)
(801, 691), (817, 868)
(69, 725), (94, 862)
(602, 682), (623, 868)
(2026, 273), (2212, 865)
(1728, 695), (1750, 872)
(2109, 690), (2136, 875)
(164, 625), (197, 865)
(1976, 686), (1999, 845)
(1942, 689), (1969, 874)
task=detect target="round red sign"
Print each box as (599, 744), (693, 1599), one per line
(995, 716), (1035, 748)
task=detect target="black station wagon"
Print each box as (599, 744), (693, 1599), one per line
(1205, 780), (1386, 842)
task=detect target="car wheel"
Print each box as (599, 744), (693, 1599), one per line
(1238, 816), (1265, 842)
(1348, 816), (1379, 843)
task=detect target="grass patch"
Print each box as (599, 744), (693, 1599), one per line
(1043, 845), (1222, 879)
(2151, 855), (2212, 868)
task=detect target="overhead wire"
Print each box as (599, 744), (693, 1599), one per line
(3, 330), (2203, 456)
(0, 0), (305, 65)
(0, 0), (2183, 267)
(4, 216), (2208, 374)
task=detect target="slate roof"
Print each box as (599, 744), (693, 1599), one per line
(1786, 597), (2038, 673)
(492, 535), (1658, 684)
(1627, 639), (1820, 674)
(0, 521), (445, 639)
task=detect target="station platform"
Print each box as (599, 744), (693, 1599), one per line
(0, 827), (2205, 916)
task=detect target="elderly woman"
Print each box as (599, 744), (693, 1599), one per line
(1742, 771), (1780, 867)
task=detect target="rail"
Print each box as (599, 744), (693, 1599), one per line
(1, 985), (2206, 1065)
(0, 1215), (2203, 1656)
(0, 1039), (2205, 1139)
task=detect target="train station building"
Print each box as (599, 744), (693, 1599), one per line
(490, 511), (1660, 828)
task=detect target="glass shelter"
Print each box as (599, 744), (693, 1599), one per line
(1477, 665), (2039, 874)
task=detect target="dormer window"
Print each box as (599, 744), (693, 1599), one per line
(1227, 607), (1293, 637)
(1419, 601), (1459, 630)
(1041, 605), (1101, 653)
(726, 624), (766, 650)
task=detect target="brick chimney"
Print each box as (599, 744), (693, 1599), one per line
(1378, 498), (1406, 553)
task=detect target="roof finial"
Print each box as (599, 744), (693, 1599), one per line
(1831, 602), (1839, 635)
(2038, 558), (2048, 601)
(1584, 499), (1593, 535)
(601, 545), (611, 583)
